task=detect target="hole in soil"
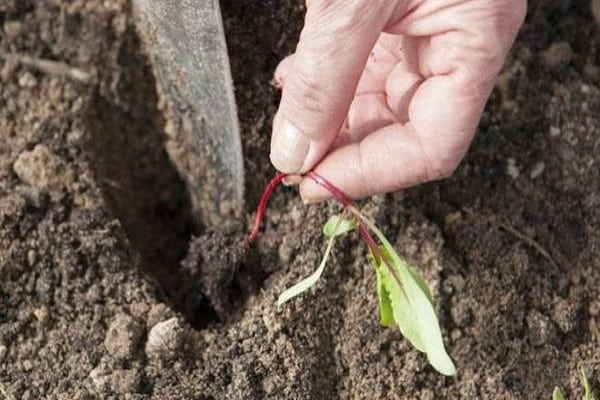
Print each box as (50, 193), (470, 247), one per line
(86, 27), (270, 330)
(86, 29), (221, 327)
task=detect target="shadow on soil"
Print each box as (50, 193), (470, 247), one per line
(85, 29), (222, 328)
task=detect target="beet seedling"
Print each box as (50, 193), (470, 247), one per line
(553, 366), (597, 400)
(246, 172), (456, 376)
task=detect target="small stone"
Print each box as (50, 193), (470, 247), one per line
(506, 158), (520, 179)
(527, 310), (556, 347)
(0, 345), (7, 361)
(13, 145), (74, 191)
(552, 299), (579, 334)
(542, 41), (574, 68)
(104, 313), (143, 360)
(145, 317), (184, 359)
(18, 71), (37, 88)
(146, 303), (171, 328)
(89, 363), (110, 392)
(22, 359), (33, 371)
(26, 249), (37, 266)
(530, 162), (545, 179)
(444, 211), (462, 228)
(450, 329), (462, 341)
(581, 84), (591, 94)
(549, 126), (561, 137)
(33, 305), (49, 324)
(67, 130), (83, 143)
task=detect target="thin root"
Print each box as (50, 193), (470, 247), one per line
(498, 223), (564, 271)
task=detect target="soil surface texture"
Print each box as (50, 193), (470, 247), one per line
(0, 0), (598, 398)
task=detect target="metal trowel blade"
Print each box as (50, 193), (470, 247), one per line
(134, 0), (244, 226)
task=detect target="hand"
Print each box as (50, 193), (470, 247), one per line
(269, 0), (526, 202)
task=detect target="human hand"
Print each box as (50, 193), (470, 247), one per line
(269, 0), (526, 202)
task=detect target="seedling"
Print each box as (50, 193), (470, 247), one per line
(553, 367), (597, 400)
(246, 172), (456, 376)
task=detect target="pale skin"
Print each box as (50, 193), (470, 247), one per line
(269, 0), (527, 202)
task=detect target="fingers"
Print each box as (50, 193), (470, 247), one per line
(299, 66), (490, 201)
(299, 0), (527, 202)
(269, 1), (397, 173)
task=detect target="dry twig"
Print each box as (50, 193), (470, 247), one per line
(498, 223), (564, 271)
(0, 51), (92, 84)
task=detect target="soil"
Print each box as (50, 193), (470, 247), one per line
(0, 0), (598, 399)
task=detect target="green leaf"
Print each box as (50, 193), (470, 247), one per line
(363, 218), (456, 376)
(277, 214), (350, 307)
(581, 366), (596, 400)
(407, 264), (433, 304)
(323, 214), (357, 238)
(374, 258), (394, 327)
(553, 387), (565, 400)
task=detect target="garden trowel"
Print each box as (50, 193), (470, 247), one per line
(133, 0), (244, 227)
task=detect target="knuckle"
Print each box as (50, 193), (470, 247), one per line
(306, 0), (382, 33)
(424, 148), (461, 181)
(284, 65), (341, 128)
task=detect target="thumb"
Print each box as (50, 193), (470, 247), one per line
(270, 1), (397, 173)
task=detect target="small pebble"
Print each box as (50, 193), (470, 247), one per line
(552, 299), (579, 334)
(89, 364), (109, 391)
(507, 158), (520, 179)
(581, 84), (591, 94)
(33, 305), (49, 324)
(530, 162), (545, 179)
(542, 41), (574, 68)
(22, 359), (33, 371)
(13, 145), (74, 191)
(18, 71), (37, 88)
(145, 317), (184, 359)
(527, 310), (556, 347)
(104, 313), (143, 360)
(0, 345), (7, 361)
(27, 249), (37, 266)
(549, 126), (561, 137)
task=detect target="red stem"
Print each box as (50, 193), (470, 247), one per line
(304, 171), (349, 207)
(245, 172), (289, 245)
(246, 171), (382, 261)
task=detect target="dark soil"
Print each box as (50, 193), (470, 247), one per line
(0, 0), (598, 398)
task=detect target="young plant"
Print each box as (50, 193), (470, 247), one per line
(553, 366), (596, 400)
(246, 172), (456, 376)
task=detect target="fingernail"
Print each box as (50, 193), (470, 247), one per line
(282, 174), (302, 186)
(270, 118), (310, 173)
(302, 197), (323, 205)
(300, 179), (329, 205)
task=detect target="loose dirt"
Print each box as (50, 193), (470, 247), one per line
(0, 0), (598, 398)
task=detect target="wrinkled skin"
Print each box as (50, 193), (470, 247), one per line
(269, 0), (527, 201)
